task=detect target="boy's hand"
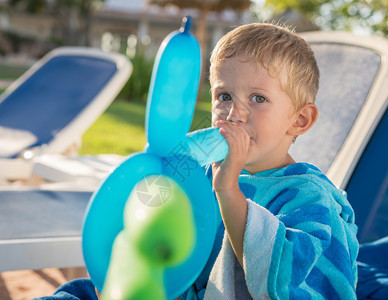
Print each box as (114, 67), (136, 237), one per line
(212, 120), (250, 193)
(211, 120), (250, 266)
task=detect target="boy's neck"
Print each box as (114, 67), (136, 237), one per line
(243, 153), (296, 175)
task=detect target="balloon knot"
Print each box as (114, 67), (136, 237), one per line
(180, 16), (192, 33)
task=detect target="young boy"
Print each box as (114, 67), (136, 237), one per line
(181, 23), (359, 299)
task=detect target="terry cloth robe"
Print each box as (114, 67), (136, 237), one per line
(183, 162), (359, 300)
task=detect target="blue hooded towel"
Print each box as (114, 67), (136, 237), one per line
(185, 163), (359, 300)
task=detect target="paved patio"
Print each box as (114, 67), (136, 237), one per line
(0, 267), (88, 300)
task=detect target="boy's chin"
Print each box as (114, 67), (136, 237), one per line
(243, 160), (259, 174)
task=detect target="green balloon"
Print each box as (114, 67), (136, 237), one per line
(102, 232), (165, 300)
(102, 175), (196, 299)
(125, 175), (195, 266)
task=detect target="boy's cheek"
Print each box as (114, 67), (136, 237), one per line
(212, 106), (229, 124)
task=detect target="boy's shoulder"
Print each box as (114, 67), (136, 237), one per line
(273, 163), (334, 187)
(243, 163), (332, 186)
(253, 162), (343, 200)
(240, 163), (347, 207)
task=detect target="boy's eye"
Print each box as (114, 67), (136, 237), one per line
(217, 93), (232, 101)
(251, 95), (267, 103)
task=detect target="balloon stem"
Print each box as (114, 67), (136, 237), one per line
(180, 16), (192, 33)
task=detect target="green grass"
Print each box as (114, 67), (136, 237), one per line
(80, 100), (147, 155)
(0, 63), (29, 79)
(80, 99), (212, 155)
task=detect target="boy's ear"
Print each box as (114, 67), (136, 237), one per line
(288, 103), (318, 136)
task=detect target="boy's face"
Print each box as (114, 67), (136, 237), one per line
(211, 57), (297, 173)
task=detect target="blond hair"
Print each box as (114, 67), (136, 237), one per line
(209, 23), (319, 110)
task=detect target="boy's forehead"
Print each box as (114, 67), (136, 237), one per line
(211, 58), (273, 82)
(210, 58), (291, 101)
(213, 56), (270, 75)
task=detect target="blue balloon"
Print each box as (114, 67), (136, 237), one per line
(184, 127), (228, 166)
(82, 16), (227, 299)
(82, 152), (163, 291)
(146, 16), (201, 157)
(162, 154), (218, 297)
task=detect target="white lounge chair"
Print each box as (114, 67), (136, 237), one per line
(0, 46), (131, 271)
(0, 185), (92, 271)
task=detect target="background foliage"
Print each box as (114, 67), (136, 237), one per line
(119, 54), (154, 103)
(265, 0), (388, 36)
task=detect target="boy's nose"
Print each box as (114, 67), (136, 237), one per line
(226, 101), (249, 123)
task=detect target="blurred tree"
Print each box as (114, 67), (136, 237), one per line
(119, 53), (154, 103)
(7, 0), (105, 45)
(148, 0), (251, 56)
(265, 0), (388, 36)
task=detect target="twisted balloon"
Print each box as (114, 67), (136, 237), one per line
(82, 16), (227, 300)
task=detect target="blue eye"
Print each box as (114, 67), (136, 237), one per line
(217, 93), (232, 101)
(251, 95), (267, 103)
